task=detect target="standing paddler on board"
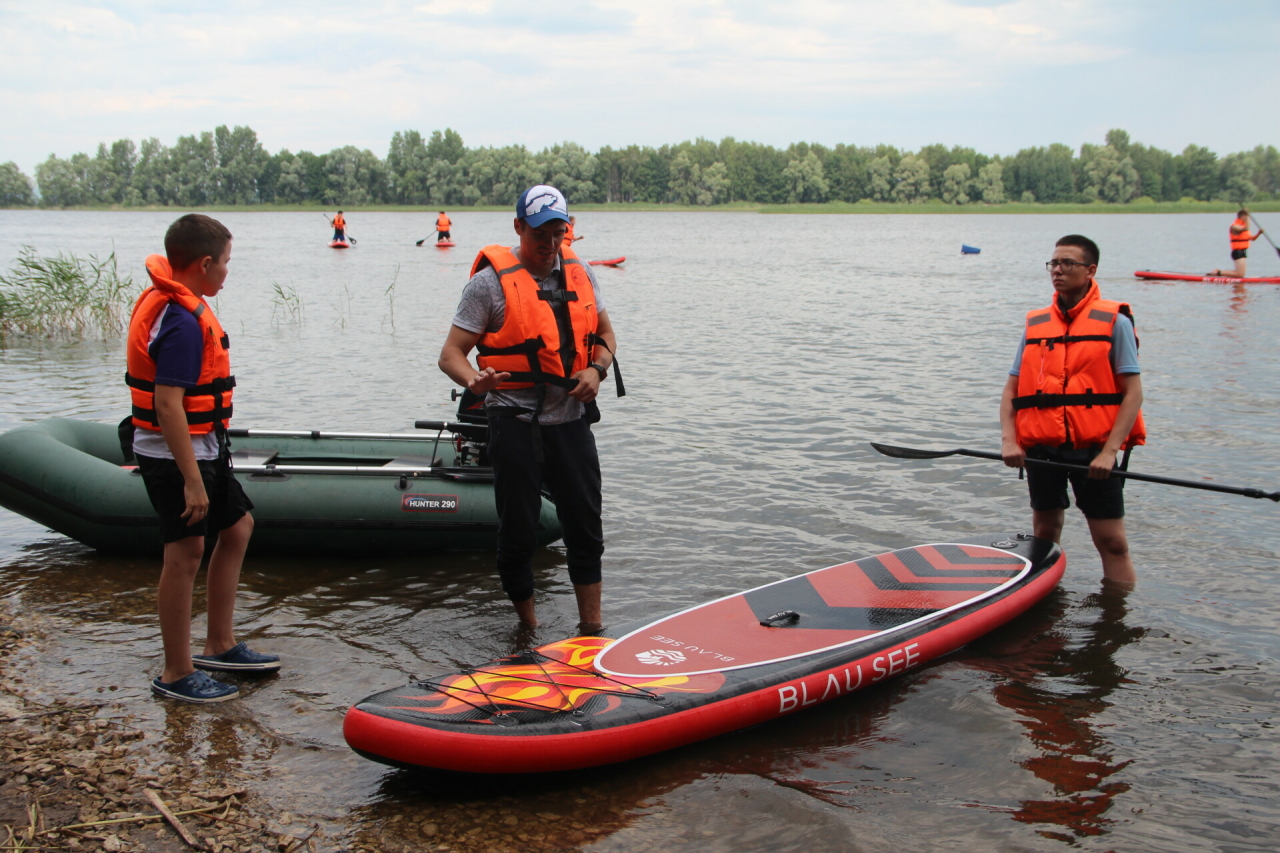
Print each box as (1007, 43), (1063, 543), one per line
(328, 210), (347, 243)
(999, 234), (1146, 588)
(436, 211), (452, 244)
(1209, 208), (1264, 278)
(437, 185), (622, 633)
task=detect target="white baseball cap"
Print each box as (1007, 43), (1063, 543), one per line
(516, 185), (570, 227)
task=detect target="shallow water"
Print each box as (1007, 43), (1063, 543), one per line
(1, 209), (1278, 851)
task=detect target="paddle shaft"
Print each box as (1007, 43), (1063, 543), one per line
(949, 448), (1278, 501)
(1249, 214), (1279, 257)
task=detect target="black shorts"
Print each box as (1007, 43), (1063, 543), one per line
(1024, 446), (1125, 520)
(136, 454), (254, 543)
(438, 230), (451, 240)
(1231, 248), (1247, 261)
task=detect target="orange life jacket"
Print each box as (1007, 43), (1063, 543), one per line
(471, 244), (597, 392)
(1012, 279), (1145, 450)
(437, 214), (451, 231)
(334, 214), (345, 230)
(561, 222), (575, 249)
(1229, 217), (1252, 250)
(125, 255), (235, 435)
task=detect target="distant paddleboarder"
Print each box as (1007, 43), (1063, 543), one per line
(1209, 208), (1264, 278)
(329, 211), (347, 243)
(436, 211), (452, 244)
(562, 215), (583, 250)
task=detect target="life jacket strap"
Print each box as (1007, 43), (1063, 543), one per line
(587, 333), (625, 398)
(1012, 390), (1125, 411)
(125, 372), (237, 396)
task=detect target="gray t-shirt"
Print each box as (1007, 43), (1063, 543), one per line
(451, 251), (606, 425)
(1009, 313), (1139, 376)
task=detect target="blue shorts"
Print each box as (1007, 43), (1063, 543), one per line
(1231, 248), (1247, 261)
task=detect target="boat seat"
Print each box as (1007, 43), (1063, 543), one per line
(385, 454), (441, 468)
(231, 449), (280, 468)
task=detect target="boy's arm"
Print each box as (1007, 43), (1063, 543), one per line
(1089, 373), (1143, 479)
(154, 384), (208, 524)
(999, 374), (1025, 469)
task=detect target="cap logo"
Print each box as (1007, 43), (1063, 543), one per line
(523, 191), (564, 219)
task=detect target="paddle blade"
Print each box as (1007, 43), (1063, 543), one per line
(870, 442), (960, 460)
(416, 239), (425, 246)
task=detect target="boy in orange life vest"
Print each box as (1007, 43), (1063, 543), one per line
(1209, 208), (1263, 278)
(332, 211), (346, 241)
(562, 215), (583, 250)
(126, 214), (278, 703)
(436, 211), (452, 243)
(999, 234), (1145, 588)
(438, 185), (618, 632)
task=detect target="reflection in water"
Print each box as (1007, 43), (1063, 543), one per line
(973, 586), (1146, 841)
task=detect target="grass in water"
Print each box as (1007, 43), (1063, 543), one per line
(0, 246), (134, 340)
(270, 281), (304, 326)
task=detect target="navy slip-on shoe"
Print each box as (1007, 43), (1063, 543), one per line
(151, 671), (239, 704)
(192, 641), (281, 673)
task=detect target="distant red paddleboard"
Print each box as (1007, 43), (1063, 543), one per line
(1134, 269), (1280, 284)
(435, 241), (456, 248)
(328, 240), (350, 249)
(589, 257), (625, 267)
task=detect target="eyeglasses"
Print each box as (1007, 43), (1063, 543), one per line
(1046, 259), (1091, 271)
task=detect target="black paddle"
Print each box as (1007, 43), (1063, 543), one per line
(1248, 214), (1278, 259)
(870, 442), (1280, 502)
(415, 238), (426, 246)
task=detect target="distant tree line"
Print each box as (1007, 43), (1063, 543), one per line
(1, 127), (1277, 208)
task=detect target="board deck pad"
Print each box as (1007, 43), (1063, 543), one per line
(596, 544), (1030, 677)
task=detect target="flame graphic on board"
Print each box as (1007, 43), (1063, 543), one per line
(388, 636), (725, 722)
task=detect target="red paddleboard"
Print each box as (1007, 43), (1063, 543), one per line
(589, 257), (625, 267)
(344, 534), (1064, 774)
(435, 241), (456, 248)
(1134, 269), (1280, 284)
(329, 240), (350, 249)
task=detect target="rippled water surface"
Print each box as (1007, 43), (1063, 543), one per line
(1, 210), (1278, 851)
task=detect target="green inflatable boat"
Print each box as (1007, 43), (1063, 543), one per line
(0, 418), (562, 556)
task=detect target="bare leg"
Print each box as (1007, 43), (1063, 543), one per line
(1086, 516), (1136, 588)
(513, 596), (538, 629)
(158, 535), (206, 684)
(1032, 508), (1065, 543)
(203, 513), (253, 656)
(1235, 255), (1248, 278)
(573, 582), (602, 632)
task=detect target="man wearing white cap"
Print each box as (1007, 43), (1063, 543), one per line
(438, 185), (620, 633)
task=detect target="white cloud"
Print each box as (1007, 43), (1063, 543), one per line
(0, 0), (1275, 175)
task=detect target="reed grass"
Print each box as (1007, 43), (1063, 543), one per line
(0, 246), (134, 340)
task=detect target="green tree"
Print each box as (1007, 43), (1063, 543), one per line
(941, 162), (971, 204)
(1081, 145), (1138, 203)
(462, 145), (542, 205)
(271, 153), (310, 204)
(1217, 151), (1257, 202)
(538, 142), (600, 203)
(35, 153), (90, 207)
(0, 162), (35, 207)
(386, 130), (431, 204)
(825, 144), (871, 202)
(1005, 144), (1076, 203)
(427, 128), (466, 164)
(667, 151), (728, 205)
(976, 161), (1005, 203)
(213, 125), (268, 205)
(322, 146), (387, 205)
(1179, 144), (1219, 201)
(131, 138), (175, 205)
(782, 151), (829, 203)
(867, 156), (893, 201)
(170, 132), (218, 206)
(891, 155), (932, 203)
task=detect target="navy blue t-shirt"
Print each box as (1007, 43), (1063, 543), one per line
(132, 303), (221, 459)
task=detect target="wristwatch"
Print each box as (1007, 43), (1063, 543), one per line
(590, 362), (608, 380)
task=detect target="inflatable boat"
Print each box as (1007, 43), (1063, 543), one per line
(344, 533), (1064, 774)
(0, 418), (561, 556)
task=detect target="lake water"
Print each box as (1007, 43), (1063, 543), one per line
(1, 210), (1277, 852)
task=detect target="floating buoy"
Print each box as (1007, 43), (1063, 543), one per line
(961, 244), (981, 255)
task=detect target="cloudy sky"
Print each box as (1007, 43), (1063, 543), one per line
(1, 0), (1276, 174)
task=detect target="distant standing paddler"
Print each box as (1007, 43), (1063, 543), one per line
(562, 215), (583, 250)
(330, 211), (347, 243)
(437, 211), (453, 243)
(1209, 208), (1263, 278)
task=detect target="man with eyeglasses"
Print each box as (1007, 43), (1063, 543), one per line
(438, 185), (620, 632)
(999, 235), (1145, 587)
